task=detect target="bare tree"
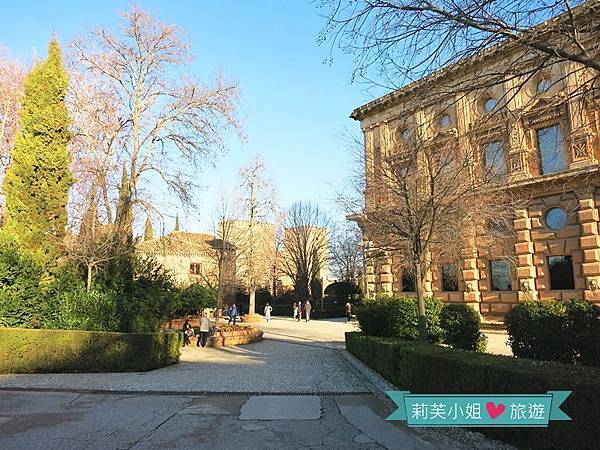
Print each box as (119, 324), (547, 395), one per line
(347, 117), (518, 341)
(281, 201), (332, 301)
(67, 66), (125, 229)
(330, 222), (364, 284)
(71, 5), (242, 235)
(209, 189), (243, 311)
(65, 207), (130, 292)
(230, 156), (278, 317)
(319, 0), (599, 90)
(0, 49), (25, 191)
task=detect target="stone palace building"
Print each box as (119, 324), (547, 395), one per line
(351, 10), (600, 317)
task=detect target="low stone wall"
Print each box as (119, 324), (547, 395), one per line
(171, 324), (263, 347)
(208, 327), (263, 347)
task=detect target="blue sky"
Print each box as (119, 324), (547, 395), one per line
(1, 1), (383, 233)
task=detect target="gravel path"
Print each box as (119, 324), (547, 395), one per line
(0, 338), (369, 394)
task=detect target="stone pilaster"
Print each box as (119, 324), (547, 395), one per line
(461, 246), (481, 306)
(422, 252), (434, 298)
(379, 253), (394, 294)
(505, 77), (531, 182)
(577, 189), (600, 302)
(514, 208), (538, 301)
(564, 62), (597, 168)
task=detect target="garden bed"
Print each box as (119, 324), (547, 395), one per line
(346, 331), (600, 450)
(0, 327), (181, 374)
(182, 324), (263, 347)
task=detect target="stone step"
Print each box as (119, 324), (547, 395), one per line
(481, 314), (506, 332)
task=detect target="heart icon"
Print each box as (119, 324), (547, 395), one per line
(486, 402), (506, 419)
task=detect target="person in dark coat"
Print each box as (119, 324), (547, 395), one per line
(182, 318), (193, 346)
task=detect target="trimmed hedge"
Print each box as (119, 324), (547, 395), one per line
(0, 327), (181, 373)
(505, 299), (600, 366)
(346, 332), (600, 450)
(440, 303), (487, 351)
(355, 295), (443, 343)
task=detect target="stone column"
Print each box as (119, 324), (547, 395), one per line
(577, 189), (600, 303)
(513, 208), (538, 301)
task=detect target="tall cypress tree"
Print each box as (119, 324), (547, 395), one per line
(3, 39), (73, 258)
(115, 163), (133, 241)
(144, 216), (153, 241)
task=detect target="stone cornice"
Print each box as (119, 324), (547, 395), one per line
(350, 3), (596, 123)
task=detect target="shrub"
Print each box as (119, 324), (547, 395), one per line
(0, 327), (181, 373)
(119, 256), (178, 333)
(505, 299), (600, 366)
(174, 283), (217, 318)
(0, 236), (45, 328)
(440, 303), (486, 351)
(356, 295), (443, 343)
(565, 299), (600, 367)
(45, 288), (121, 332)
(346, 332), (600, 450)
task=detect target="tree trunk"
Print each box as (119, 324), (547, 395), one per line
(249, 287), (256, 315)
(86, 264), (93, 293)
(415, 260), (427, 343)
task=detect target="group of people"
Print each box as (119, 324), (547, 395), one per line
(226, 304), (241, 324)
(292, 300), (312, 322)
(182, 311), (212, 348)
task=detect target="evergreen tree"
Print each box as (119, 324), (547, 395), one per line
(114, 163), (133, 242)
(3, 39), (73, 258)
(144, 216), (153, 240)
(174, 214), (180, 232)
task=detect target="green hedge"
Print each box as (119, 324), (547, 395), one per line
(355, 295), (443, 343)
(0, 328), (181, 373)
(346, 332), (600, 450)
(506, 299), (600, 366)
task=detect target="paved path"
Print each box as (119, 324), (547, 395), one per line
(0, 317), (511, 449)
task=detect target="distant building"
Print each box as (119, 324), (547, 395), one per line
(137, 231), (236, 298)
(219, 220), (277, 293)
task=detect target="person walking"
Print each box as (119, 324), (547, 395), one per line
(293, 302), (298, 320)
(227, 304), (233, 324)
(182, 318), (193, 346)
(197, 311), (211, 348)
(264, 302), (273, 322)
(305, 300), (312, 322)
(298, 301), (305, 322)
(345, 302), (352, 322)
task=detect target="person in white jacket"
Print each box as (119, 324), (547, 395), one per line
(264, 303), (273, 322)
(197, 311), (212, 348)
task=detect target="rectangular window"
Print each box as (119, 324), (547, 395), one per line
(548, 255), (575, 290)
(483, 141), (506, 177)
(490, 260), (512, 291)
(189, 263), (202, 275)
(536, 124), (565, 174)
(402, 270), (416, 292)
(441, 264), (459, 291)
